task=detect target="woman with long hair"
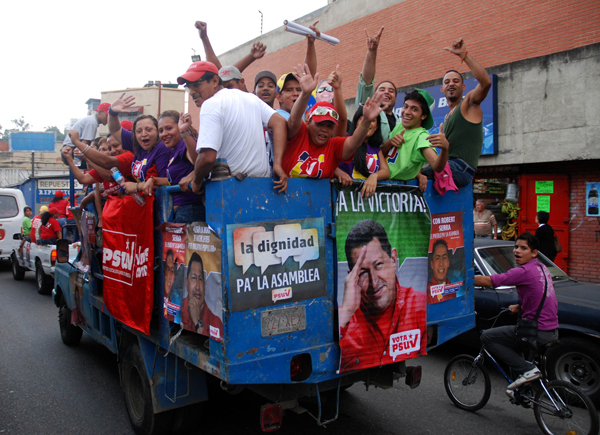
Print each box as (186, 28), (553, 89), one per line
(39, 207), (61, 245)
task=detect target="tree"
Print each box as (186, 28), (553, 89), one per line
(11, 117), (30, 132)
(45, 126), (67, 142)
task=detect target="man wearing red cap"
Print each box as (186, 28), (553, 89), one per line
(176, 61), (288, 193)
(61, 102), (111, 168)
(281, 64), (385, 179)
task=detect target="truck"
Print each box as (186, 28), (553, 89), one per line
(53, 178), (476, 434)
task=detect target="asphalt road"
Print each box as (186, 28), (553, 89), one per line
(0, 259), (549, 435)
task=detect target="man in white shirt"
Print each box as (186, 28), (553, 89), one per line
(177, 61), (288, 193)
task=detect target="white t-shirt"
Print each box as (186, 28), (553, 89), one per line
(63, 114), (99, 147)
(197, 89), (274, 177)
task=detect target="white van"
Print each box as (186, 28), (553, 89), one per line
(0, 188), (27, 261)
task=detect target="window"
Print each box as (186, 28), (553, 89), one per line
(0, 195), (19, 218)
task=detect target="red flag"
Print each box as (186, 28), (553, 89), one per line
(102, 195), (154, 335)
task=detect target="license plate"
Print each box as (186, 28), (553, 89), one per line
(261, 306), (306, 337)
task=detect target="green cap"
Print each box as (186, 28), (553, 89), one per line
(415, 88), (435, 130)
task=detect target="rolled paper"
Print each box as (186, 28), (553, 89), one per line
(283, 20), (340, 45)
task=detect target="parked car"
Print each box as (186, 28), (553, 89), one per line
(470, 239), (600, 404)
(0, 188), (27, 262)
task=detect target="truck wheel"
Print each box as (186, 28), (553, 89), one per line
(121, 342), (174, 435)
(59, 303), (82, 346)
(35, 261), (53, 295)
(11, 253), (25, 281)
(546, 336), (600, 405)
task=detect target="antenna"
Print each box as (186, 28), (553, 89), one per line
(259, 10), (263, 35)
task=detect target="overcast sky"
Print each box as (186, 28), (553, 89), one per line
(0, 0), (325, 133)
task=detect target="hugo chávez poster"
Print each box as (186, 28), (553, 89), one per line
(102, 195), (154, 335)
(157, 223), (187, 323)
(336, 185), (429, 373)
(227, 218), (327, 312)
(180, 223), (223, 342)
(427, 211), (465, 304)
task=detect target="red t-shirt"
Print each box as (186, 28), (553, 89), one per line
(30, 215), (42, 244)
(282, 123), (350, 179)
(89, 152), (135, 196)
(40, 217), (61, 240)
(53, 198), (69, 218)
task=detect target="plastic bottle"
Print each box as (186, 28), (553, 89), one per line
(111, 167), (146, 206)
(589, 184), (599, 215)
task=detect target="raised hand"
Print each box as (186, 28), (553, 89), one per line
(361, 93), (385, 122)
(178, 113), (192, 133)
(365, 26), (384, 51)
(61, 146), (74, 161)
(293, 63), (319, 94)
(111, 93), (136, 113)
(327, 64), (342, 90)
(390, 128), (406, 148)
(426, 123), (449, 150)
(195, 21), (208, 39)
(339, 246), (368, 328)
(307, 21), (321, 43)
(250, 42), (266, 59)
(444, 38), (467, 58)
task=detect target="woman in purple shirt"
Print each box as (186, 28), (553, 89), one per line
(143, 111), (204, 223)
(336, 105), (390, 198)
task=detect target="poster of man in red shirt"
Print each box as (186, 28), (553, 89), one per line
(336, 185), (429, 373)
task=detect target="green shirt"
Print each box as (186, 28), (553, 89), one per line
(22, 216), (32, 236)
(356, 73), (399, 141)
(386, 125), (433, 180)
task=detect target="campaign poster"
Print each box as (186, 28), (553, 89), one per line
(587, 182), (599, 217)
(157, 223), (186, 323)
(102, 195), (154, 335)
(427, 212), (465, 304)
(335, 185), (429, 373)
(226, 218), (327, 313)
(69, 270), (87, 327)
(180, 222), (223, 342)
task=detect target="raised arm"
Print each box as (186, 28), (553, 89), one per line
(108, 93), (136, 143)
(341, 93), (384, 160)
(196, 21), (222, 70)
(287, 64), (319, 139)
(68, 131), (119, 170)
(445, 39), (491, 107)
(303, 21), (320, 77)
(328, 65), (348, 138)
(361, 27), (384, 87)
(178, 113), (198, 163)
(61, 147), (99, 185)
(233, 42), (266, 73)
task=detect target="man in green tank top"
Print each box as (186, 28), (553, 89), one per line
(422, 39), (491, 187)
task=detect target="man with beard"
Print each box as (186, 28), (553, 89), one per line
(422, 39), (491, 187)
(427, 239), (457, 304)
(356, 27), (399, 142)
(339, 219), (427, 371)
(181, 252), (223, 340)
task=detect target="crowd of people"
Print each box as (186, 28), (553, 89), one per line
(54, 22), (491, 231)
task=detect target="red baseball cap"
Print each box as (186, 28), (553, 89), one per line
(49, 207), (59, 215)
(55, 190), (65, 197)
(121, 120), (133, 131)
(96, 102), (111, 114)
(177, 61), (219, 85)
(308, 102), (339, 125)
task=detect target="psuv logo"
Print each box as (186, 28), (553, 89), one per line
(132, 159), (147, 180)
(387, 147), (399, 164)
(366, 153), (379, 173)
(291, 151), (324, 178)
(103, 230), (150, 285)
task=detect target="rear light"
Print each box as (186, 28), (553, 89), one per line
(260, 404), (282, 432)
(405, 365), (422, 389)
(0, 229), (5, 241)
(51, 249), (57, 266)
(290, 353), (312, 382)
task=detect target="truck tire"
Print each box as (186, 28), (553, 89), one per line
(59, 303), (83, 346)
(35, 261), (53, 295)
(11, 253), (25, 281)
(546, 336), (600, 405)
(121, 342), (174, 435)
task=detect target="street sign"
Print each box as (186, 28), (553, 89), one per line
(9, 131), (56, 152)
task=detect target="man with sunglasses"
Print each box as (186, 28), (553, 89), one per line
(176, 61), (288, 193)
(280, 64), (384, 180)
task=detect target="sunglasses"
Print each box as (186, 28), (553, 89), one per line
(310, 106), (339, 121)
(184, 79), (207, 92)
(317, 86), (334, 93)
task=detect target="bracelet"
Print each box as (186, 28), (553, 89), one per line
(108, 106), (119, 117)
(460, 51), (469, 63)
(359, 122), (370, 131)
(137, 182), (140, 192)
(82, 145), (91, 155)
(181, 130), (191, 138)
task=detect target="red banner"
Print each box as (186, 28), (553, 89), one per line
(102, 195), (154, 335)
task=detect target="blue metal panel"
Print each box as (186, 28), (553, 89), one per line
(9, 132), (56, 152)
(16, 179), (36, 210)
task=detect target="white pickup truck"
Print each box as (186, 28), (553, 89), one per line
(11, 225), (80, 295)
